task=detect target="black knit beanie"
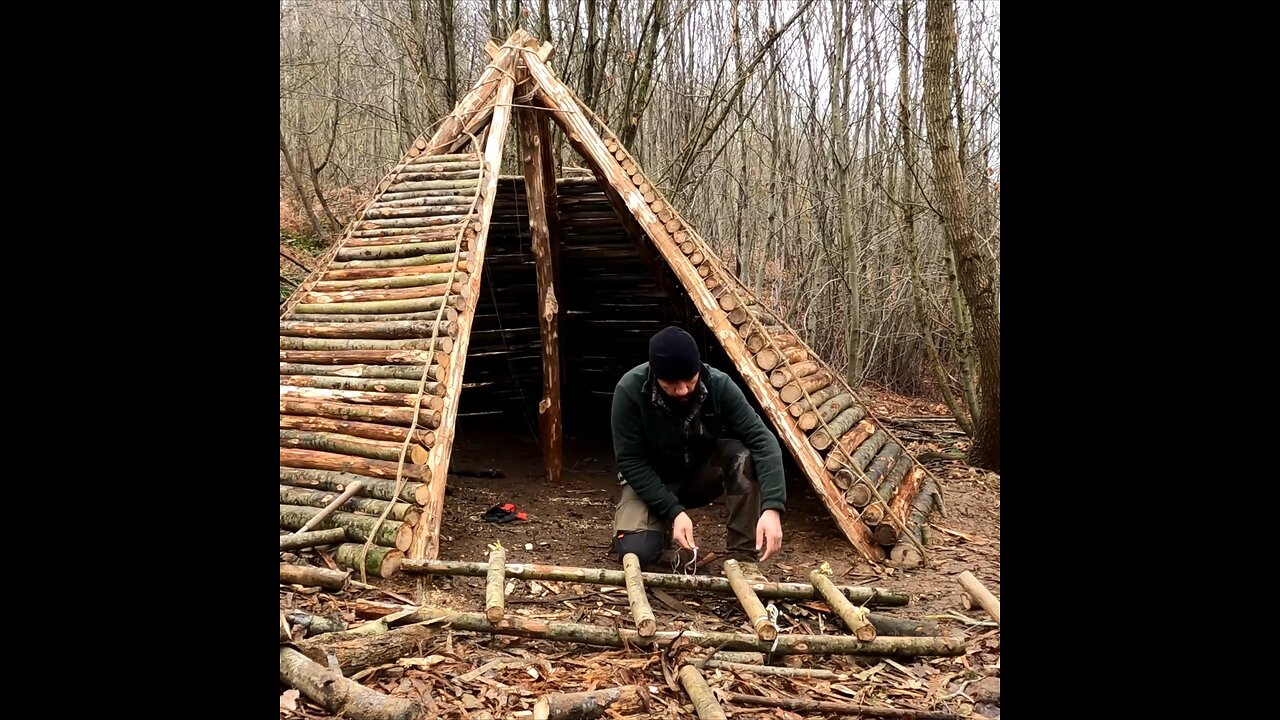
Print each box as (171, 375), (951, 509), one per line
(649, 326), (702, 381)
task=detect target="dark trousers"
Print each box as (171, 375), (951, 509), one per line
(612, 439), (762, 568)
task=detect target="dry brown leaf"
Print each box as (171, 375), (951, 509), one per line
(279, 688), (300, 712)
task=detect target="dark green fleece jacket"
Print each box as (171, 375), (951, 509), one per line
(611, 362), (786, 522)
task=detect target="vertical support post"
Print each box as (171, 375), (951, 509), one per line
(517, 60), (564, 484)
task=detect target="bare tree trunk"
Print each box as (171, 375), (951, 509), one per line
(896, 0), (971, 437)
(618, 0), (666, 149)
(438, 0), (459, 108)
(924, 0), (999, 471)
(281, 125), (326, 241)
(538, 0), (550, 40)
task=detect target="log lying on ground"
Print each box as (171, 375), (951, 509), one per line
(280, 504), (412, 551)
(710, 651), (764, 664)
(724, 559), (777, 641)
(280, 646), (420, 720)
(280, 528), (348, 551)
(296, 621), (441, 675)
(533, 685), (650, 720)
(623, 553), (656, 637)
(397, 607), (964, 656)
(286, 611), (349, 638)
(704, 660), (839, 680)
(810, 570), (876, 641)
(866, 613), (941, 637)
(957, 570), (1001, 625)
(486, 544), (507, 623)
(678, 665), (728, 720)
(890, 480), (938, 567)
(334, 544), (404, 579)
(723, 692), (958, 720)
(401, 559), (909, 606)
(280, 563), (350, 591)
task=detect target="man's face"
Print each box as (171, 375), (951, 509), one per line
(657, 372), (700, 401)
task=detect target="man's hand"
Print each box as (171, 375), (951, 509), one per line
(756, 509), (783, 562)
(672, 511), (697, 550)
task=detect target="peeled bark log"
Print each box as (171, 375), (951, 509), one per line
(280, 528), (348, 551)
(279, 386), (443, 410)
(622, 553), (656, 637)
(280, 362), (443, 382)
(281, 413), (435, 447)
(280, 467), (427, 505)
(748, 332), (800, 357)
(400, 560), (909, 606)
(810, 570), (877, 641)
(486, 545), (507, 623)
(279, 399), (441, 430)
(320, 262), (470, 281)
(678, 665), (727, 720)
(956, 570), (1000, 625)
(779, 370), (834, 404)
(281, 563), (350, 591)
(279, 646), (420, 720)
(281, 336), (454, 354)
(280, 447), (429, 485)
(334, 544), (404, 578)
(289, 296), (460, 316)
(384, 177), (479, 194)
(533, 685), (650, 720)
(280, 430), (429, 465)
(312, 273), (465, 292)
(403, 152), (479, 165)
(890, 480), (938, 567)
(873, 466), (928, 545)
(723, 560), (777, 641)
(280, 319), (459, 339)
(810, 405), (870, 451)
(723, 692), (957, 720)
(279, 485), (422, 527)
(798, 392), (856, 431)
(825, 420), (880, 473)
(297, 620), (437, 674)
(280, 505), (412, 551)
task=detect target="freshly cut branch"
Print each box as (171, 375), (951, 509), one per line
(622, 553), (656, 637)
(279, 646), (420, 720)
(400, 559), (909, 606)
(678, 665), (727, 720)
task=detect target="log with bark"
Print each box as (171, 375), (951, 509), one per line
(533, 685), (650, 720)
(280, 528), (348, 551)
(797, 392), (857, 432)
(486, 544), (507, 623)
(280, 320), (459, 340)
(280, 415), (435, 447)
(957, 570), (1000, 625)
(810, 570), (876, 640)
(678, 665), (727, 720)
(280, 447), (430, 484)
(824, 420), (880, 473)
(862, 458), (914, 526)
(286, 611), (349, 638)
(334, 543), (405, 579)
(400, 559), (908, 606)
(873, 466), (927, 545)
(280, 430), (430, 464)
(622, 553), (656, 637)
(296, 620), (441, 674)
(392, 607), (964, 656)
(279, 485), (421, 526)
(280, 467), (428, 505)
(779, 370), (834, 404)
(280, 563), (350, 591)
(280, 504), (412, 551)
(710, 651), (764, 664)
(704, 660), (839, 680)
(280, 335), (455, 353)
(723, 559), (777, 641)
(279, 646), (420, 720)
(291, 480), (365, 533)
(810, 405), (870, 451)
(722, 692), (958, 720)
(281, 372), (443, 396)
(789, 384), (843, 417)
(846, 442), (904, 507)
(890, 480), (937, 566)
(280, 399), (442, 430)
